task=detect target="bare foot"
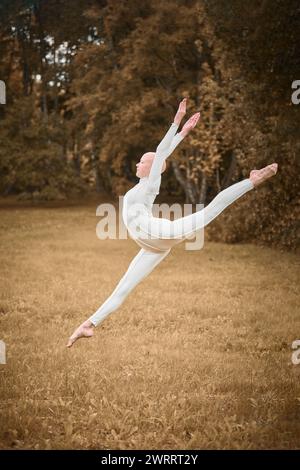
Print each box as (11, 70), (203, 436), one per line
(249, 163), (278, 188)
(66, 319), (95, 348)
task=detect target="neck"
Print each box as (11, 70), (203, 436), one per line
(139, 176), (148, 182)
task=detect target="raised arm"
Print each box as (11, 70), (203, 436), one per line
(168, 129), (185, 155)
(146, 107), (201, 195)
(145, 122), (180, 194)
(145, 99), (187, 194)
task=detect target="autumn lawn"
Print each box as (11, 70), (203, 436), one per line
(0, 201), (299, 449)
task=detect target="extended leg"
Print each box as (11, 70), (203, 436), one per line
(67, 248), (170, 346)
(88, 247), (170, 327)
(138, 178), (254, 239)
(178, 177), (255, 238)
(176, 163), (277, 238)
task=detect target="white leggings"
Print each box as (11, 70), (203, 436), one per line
(89, 178), (254, 326)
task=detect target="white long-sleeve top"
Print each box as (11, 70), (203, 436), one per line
(122, 122), (184, 252)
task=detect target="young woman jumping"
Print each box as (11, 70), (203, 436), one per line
(67, 97), (278, 348)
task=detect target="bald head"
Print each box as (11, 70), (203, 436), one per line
(136, 152), (166, 178)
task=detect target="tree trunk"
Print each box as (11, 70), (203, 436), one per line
(73, 137), (81, 176)
(221, 152), (237, 189)
(198, 173), (207, 205)
(91, 152), (102, 193)
(53, 38), (59, 114)
(34, 1), (48, 123)
(16, 11), (32, 97)
(95, 166), (102, 193)
(171, 159), (199, 204)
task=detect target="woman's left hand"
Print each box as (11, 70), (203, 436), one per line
(180, 112), (201, 137)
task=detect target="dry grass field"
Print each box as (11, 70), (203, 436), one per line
(0, 199), (299, 449)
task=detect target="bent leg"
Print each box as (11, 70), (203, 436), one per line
(88, 248), (170, 327)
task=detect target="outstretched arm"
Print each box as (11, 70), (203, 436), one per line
(168, 129), (185, 154)
(146, 122), (180, 194)
(168, 110), (200, 154)
(146, 98), (187, 195)
(146, 109), (201, 195)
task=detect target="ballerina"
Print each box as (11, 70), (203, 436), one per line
(67, 97), (278, 347)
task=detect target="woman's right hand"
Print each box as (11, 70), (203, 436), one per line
(180, 112), (201, 137)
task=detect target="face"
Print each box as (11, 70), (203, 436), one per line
(136, 152), (166, 178)
(136, 152), (154, 178)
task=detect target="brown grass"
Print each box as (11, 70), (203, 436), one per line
(0, 200), (300, 449)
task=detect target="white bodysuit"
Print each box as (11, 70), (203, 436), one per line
(89, 122), (254, 327)
(122, 122), (187, 253)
